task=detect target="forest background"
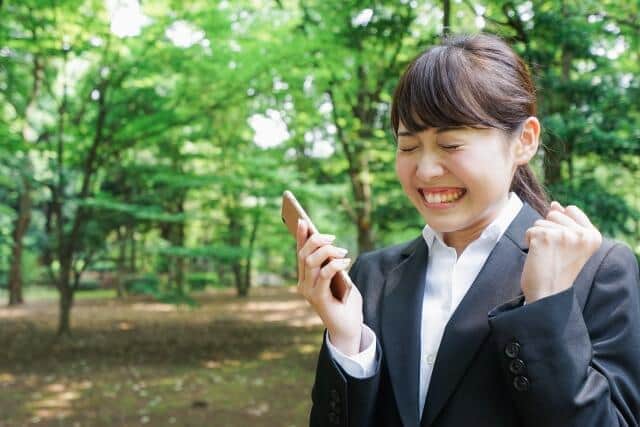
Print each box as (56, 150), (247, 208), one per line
(1, 1), (638, 425)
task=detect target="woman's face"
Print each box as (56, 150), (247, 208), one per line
(395, 123), (520, 243)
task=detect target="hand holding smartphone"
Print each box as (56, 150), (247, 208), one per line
(281, 190), (352, 302)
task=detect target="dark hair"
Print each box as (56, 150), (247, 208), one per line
(390, 33), (550, 216)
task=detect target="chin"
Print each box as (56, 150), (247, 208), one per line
(423, 211), (470, 229)
(429, 222), (463, 233)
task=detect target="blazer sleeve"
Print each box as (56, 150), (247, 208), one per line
(309, 256), (383, 427)
(488, 242), (640, 427)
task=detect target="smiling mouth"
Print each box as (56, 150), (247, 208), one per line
(419, 188), (467, 204)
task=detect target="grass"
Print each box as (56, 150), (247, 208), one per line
(0, 286), (117, 302)
(0, 286), (324, 426)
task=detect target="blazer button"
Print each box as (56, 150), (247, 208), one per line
(328, 411), (339, 425)
(330, 389), (339, 400)
(509, 358), (525, 375)
(513, 375), (530, 392)
(504, 341), (521, 358)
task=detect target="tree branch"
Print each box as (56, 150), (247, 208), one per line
(326, 86), (355, 174)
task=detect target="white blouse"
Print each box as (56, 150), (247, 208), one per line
(326, 191), (524, 419)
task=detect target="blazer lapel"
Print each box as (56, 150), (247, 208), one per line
(381, 236), (429, 427)
(420, 202), (541, 426)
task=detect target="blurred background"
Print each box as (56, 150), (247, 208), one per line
(1, 0), (639, 425)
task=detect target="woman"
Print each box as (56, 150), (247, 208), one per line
(296, 33), (640, 427)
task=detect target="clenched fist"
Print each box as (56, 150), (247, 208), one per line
(521, 201), (603, 303)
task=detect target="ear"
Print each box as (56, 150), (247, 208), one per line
(512, 116), (540, 166)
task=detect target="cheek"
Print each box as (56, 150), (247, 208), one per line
(395, 157), (414, 186)
(445, 156), (474, 184)
(454, 154), (505, 195)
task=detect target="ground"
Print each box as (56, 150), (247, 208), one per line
(0, 286), (325, 426)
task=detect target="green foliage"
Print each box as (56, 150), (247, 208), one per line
(124, 274), (161, 296)
(154, 288), (198, 307)
(1, 0), (638, 324)
(77, 280), (101, 291)
(187, 272), (218, 290)
(123, 273), (198, 306)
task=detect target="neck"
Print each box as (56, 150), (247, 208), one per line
(442, 195), (509, 257)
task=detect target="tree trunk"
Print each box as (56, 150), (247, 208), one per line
(173, 202), (186, 294)
(442, 0), (451, 35)
(56, 258), (74, 336)
(50, 60), (106, 336)
(327, 80), (376, 255)
(116, 227), (127, 298)
(233, 261), (248, 297)
(8, 49), (40, 306)
(175, 256), (185, 294)
(349, 150), (375, 253)
(129, 223), (136, 272)
(240, 208), (261, 296)
(57, 285), (74, 336)
(225, 205), (249, 297)
(216, 263), (228, 287)
(8, 175), (31, 306)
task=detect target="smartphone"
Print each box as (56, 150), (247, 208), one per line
(281, 190), (352, 302)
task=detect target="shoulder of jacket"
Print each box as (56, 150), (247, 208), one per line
(576, 237), (638, 308)
(595, 237), (636, 268)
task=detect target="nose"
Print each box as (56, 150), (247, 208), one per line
(416, 151), (446, 181)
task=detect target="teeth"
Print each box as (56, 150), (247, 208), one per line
(422, 190), (465, 204)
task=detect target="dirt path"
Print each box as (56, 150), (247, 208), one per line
(0, 286), (325, 426)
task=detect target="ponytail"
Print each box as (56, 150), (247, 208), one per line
(510, 165), (550, 217)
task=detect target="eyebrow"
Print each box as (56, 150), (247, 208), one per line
(397, 126), (466, 137)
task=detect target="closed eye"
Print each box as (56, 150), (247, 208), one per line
(398, 146), (418, 152)
(440, 145), (461, 150)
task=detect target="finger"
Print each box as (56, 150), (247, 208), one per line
(298, 266), (321, 300)
(299, 232), (336, 282)
(525, 225), (543, 246)
(550, 200), (565, 212)
(299, 232), (337, 260)
(546, 209), (581, 229)
(312, 258), (352, 297)
(563, 205), (593, 228)
(533, 219), (564, 229)
(306, 245), (349, 269)
(525, 225), (563, 246)
(308, 266), (322, 289)
(564, 206), (601, 248)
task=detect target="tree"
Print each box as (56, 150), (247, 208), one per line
(471, 0), (640, 246)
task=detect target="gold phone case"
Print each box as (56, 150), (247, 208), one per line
(281, 190), (352, 302)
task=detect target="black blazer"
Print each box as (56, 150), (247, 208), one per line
(309, 201), (640, 427)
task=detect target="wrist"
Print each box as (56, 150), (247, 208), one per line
(328, 327), (362, 356)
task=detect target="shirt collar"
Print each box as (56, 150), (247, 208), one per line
(421, 192), (523, 251)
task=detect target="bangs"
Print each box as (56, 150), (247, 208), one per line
(391, 44), (514, 136)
